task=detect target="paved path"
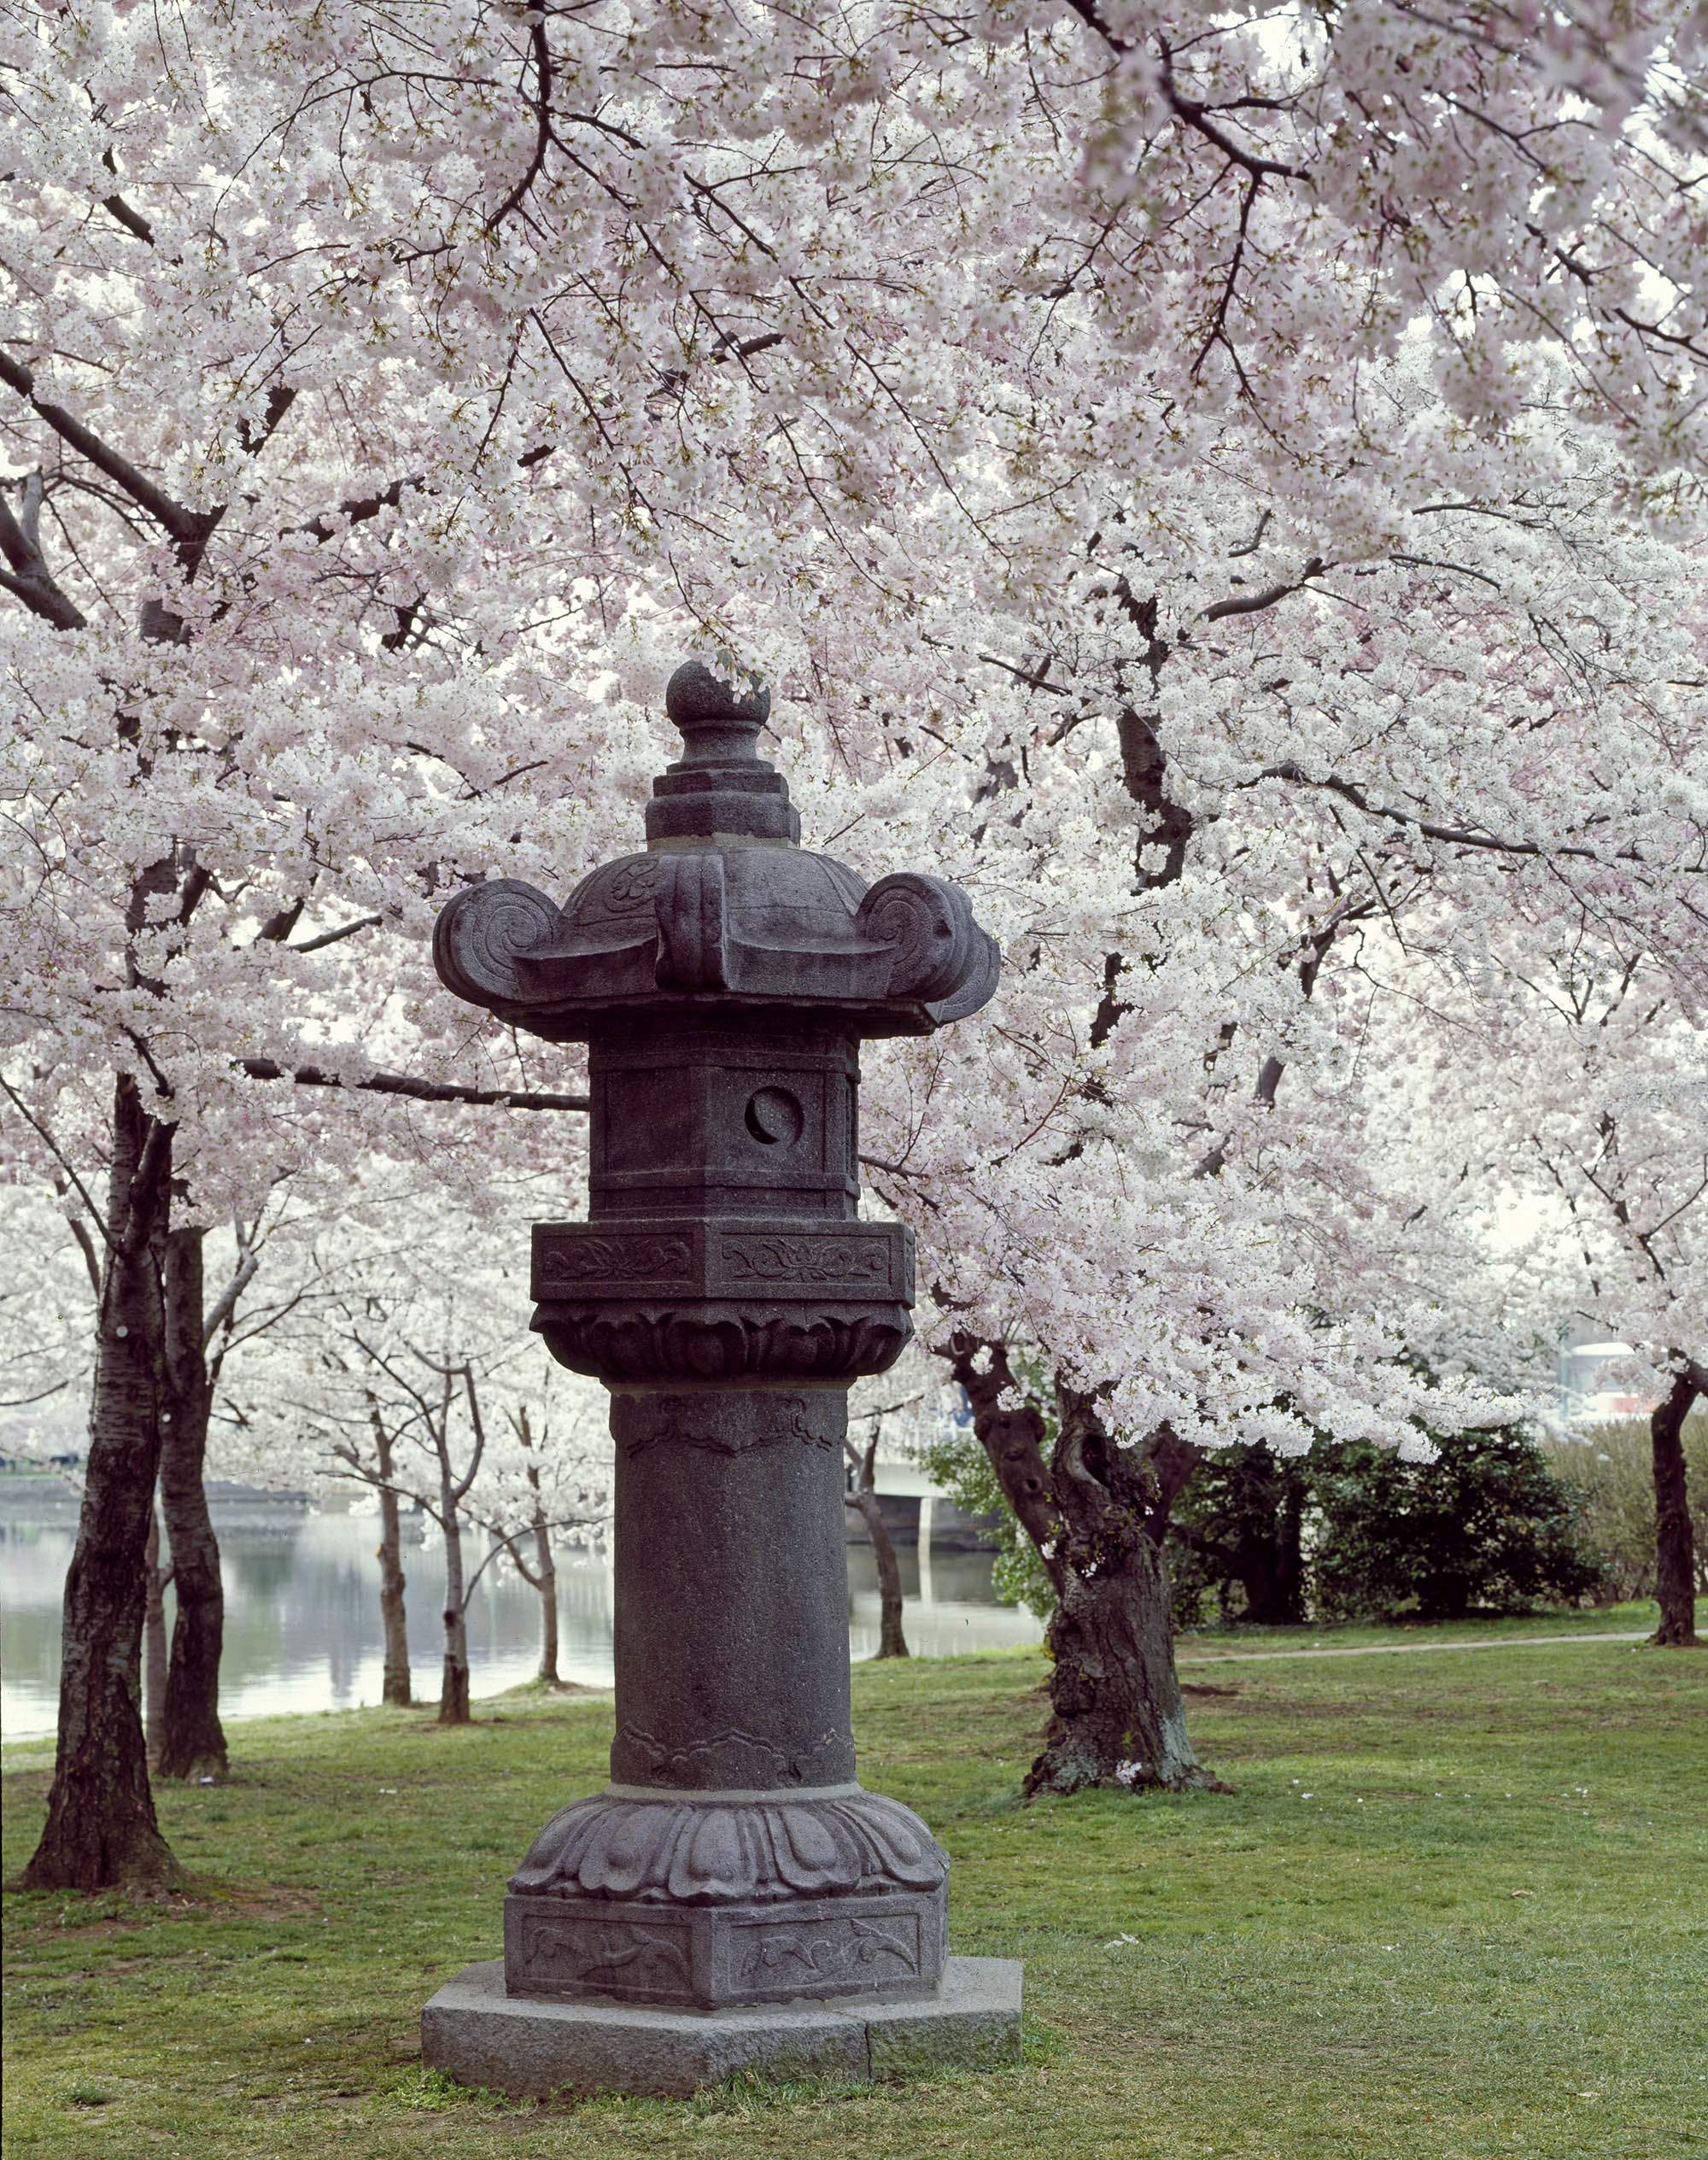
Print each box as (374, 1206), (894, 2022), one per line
(1177, 1630), (1649, 1667)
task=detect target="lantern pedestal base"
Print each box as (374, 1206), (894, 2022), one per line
(420, 1955), (1022, 2098)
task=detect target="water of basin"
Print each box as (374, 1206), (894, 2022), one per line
(0, 1481), (1040, 1744)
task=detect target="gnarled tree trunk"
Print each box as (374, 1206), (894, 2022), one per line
(155, 1226), (228, 1779)
(1028, 1387), (1224, 1794)
(1037, 1500), (1205, 1792)
(1651, 1366), (1701, 1648)
(20, 1076), (181, 1890)
(945, 1334), (1223, 1795)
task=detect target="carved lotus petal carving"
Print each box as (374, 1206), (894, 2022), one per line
(533, 1306), (911, 1384)
(509, 1788), (948, 1905)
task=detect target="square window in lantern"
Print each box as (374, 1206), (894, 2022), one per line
(600, 1064), (700, 1175)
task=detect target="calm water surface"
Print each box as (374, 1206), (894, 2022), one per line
(0, 1483), (1040, 1743)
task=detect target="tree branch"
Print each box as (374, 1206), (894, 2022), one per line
(0, 351), (210, 549)
(101, 192), (155, 245)
(285, 915), (383, 954)
(237, 1058), (589, 1113)
(487, 18), (553, 231)
(1254, 763), (1696, 872)
(0, 483), (87, 629)
(1060, 4), (1310, 180)
(1203, 559), (1326, 620)
(0, 1074), (116, 1259)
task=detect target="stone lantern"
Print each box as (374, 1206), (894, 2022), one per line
(420, 663), (1018, 2095)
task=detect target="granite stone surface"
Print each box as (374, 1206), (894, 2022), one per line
(424, 659), (1009, 2059)
(421, 1956), (1022, 2098)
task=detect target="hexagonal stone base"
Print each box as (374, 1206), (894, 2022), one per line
(421, 1955), (1021, 2098)
(504, 1883), (945, 2010)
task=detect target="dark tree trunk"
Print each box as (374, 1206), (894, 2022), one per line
(945, 1335), (1222, 1795)
(844, 1426), (908, 1659)
(848, 1489), (910, 1659)
(374, 1417), (412, 1706)
(20, 1077), (181, 1891)
(1651, 1368), (1701, 1648)
(1034, 1516), (1208, 1793)
(155, 1226), (227, 1779)
(438, 1499), (471, 1724)
(533, 1517), (560, 1684)
(1237, 1476), (1307, 1624)
(1027, 1390), (1224, 1795)
(143, 1506), (169, 1759)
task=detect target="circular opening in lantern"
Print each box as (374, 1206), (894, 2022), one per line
(744, 1086), (804, 1147)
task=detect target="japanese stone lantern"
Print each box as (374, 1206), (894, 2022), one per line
(420, 663), (1017, 2094)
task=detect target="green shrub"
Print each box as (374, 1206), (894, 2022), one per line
(1171, 1444), (1311, 1625)
(921, 1396), (1608, 1632)
(1545, 1416), (1708, 1600)
(1310, 1426), (1603, 1623)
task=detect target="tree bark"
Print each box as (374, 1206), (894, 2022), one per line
(1650, 1367), (1701, 1648)
(155, 1226), (228, 1779)
(20, 1076), (181, 1890)
(1237, 1468), (1307, 1624)
(849, 1490), (910, 1658)
(438, 1501), (471, 1724)
(373, 1415), (412, 1706)
(867, 1490), (910, 1660)
(945, 1334), (1222, 1794)
(143, 1506), (169, 1759)
(1027, 1389), (1224, 1794)
(1035, 1511), (1211, 1792)
(844, 1429), (908, 1658)
(533, 1517), (560, 1684)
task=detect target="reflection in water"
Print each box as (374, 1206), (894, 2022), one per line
(0, 1484), (1039, 1743)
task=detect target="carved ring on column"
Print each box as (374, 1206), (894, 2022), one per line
(531, 1304), (912, 1385)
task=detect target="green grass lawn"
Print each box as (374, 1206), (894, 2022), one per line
(1173, 1599), (1664, 1656)
(4, 1625), (1705, 2160)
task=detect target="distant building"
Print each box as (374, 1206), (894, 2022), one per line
(1559, 1320), (1658, 1425)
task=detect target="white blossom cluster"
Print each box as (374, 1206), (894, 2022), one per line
(1, 3), (1704, 1462)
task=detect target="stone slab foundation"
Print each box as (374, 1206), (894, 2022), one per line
(422, 1955), (1022, 2098)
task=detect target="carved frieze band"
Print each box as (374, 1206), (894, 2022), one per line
(512, 1906), (693, 1997)
(615, 1723), (849, 1790)
(531, 1218), (912, 1304)
(504, 1888), (939, 2010)
(538, 1233), (695, 1285)
(721, 1232), (889, 1285)
(738, 1912), (920, 1991)
(612, 1391), (834, 1460)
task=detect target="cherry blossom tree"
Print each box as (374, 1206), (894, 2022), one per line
(222, 1170), (608, 1720)
(0, 1173), (296, 1774)
(1385, 943), (1706, 1645)
(4, 0), (1706, 1877)
(470, 1378), (608, 1691)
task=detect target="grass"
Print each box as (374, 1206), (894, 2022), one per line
(3, 1619), (1705, 2160)
(1173, 1598), (1664, 1656)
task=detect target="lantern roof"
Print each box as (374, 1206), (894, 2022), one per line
(432, 662), (999, 1041)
